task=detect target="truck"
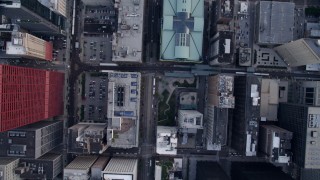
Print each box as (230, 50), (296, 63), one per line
(75, 42), (79, 49)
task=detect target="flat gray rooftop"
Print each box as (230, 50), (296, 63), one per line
(257, 1), (295, 45)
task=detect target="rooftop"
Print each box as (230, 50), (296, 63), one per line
(64, 156), (98, 171)
(5, 31), (52, 61)
(209, 31), (234, 65)
(112, 0), (144, 62)
(0, 157), (19, 166)
(38, 0), (67, 17)
(107, 72), (140, 148)
(256, 1), (294, 45)
(160, 0), (204, 62)
(107, 72), (141, 119)
(274, 38), (320, 67)
(178, 110), (203, 129)
(207, 75), (235, 108)
(103, 158), (137, 173)
(68, 123), (108, 154)
(156, 126), (178, 155)
(0, 0), (66, 35)
(260, 79), (279, 121)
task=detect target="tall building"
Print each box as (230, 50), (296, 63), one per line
(274, 39), (320, 67)
(260, 79), (279, 121)
(0, 120), (63, 159)
(206, 75), (233, 150)
(0, 0), (66, 35)
(0, 65), (64, 132)
(208, 31), (234, 65)
(231, 162), (293, 180)
(15, 153), (63, 179)
(278, 103), (320, 169)
(2, 31), (53, 61)
(102, 158), (138, 180)
(231, 76), (260, 156)
(206, 106), (228, 150)
(38, 0), (67, 17)
(288, 81), (320, 106)
(300, 169), (320, 180)
(64, 156), (98, 180)
(160, 0), (204, 62)
(259, 125), (293, 163)
(255, 1), (294, 45)
(0, 157), (20, 180)
(207, 75), (235, 108)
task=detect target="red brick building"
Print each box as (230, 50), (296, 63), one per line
(0, 65), (64, 132)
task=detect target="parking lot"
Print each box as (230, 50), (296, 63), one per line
(84, 74), (109, 122)
(83, 36), (112, 65)
(293, 8), (305, 40)
(51, 37), (67, 62)
(236, 14), (250, 47)
(81, 5), (117, 65)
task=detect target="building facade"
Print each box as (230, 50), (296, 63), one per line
(5, 31), (53, 61)
(0, 65), (64, 132)
(206, 105), (229, 150)
(279, 103), (320, 169)
(16, 153), (62, 179)
(0, 0), (66, 35)
(259, 125), (293, 163)
(0, 157), (20, 180)
(91, 157), (110, 180)
(0, 120), (63, 159)
(288, 81), (320, 106)
(38, 0), (67, 17)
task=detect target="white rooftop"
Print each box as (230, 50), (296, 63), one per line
(178, 110), (203, 129)
(64, 156), (98, 173)
(102, 158), (138, 180)
(239, 1), (248, 14)
(156, 126), (178, 155)
(103, 158), (137, 173)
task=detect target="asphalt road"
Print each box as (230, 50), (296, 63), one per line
(139, 74), (156, 180)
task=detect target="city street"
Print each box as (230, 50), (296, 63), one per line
(139, 74), (157, 180)
(62, 0), (320, 179)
